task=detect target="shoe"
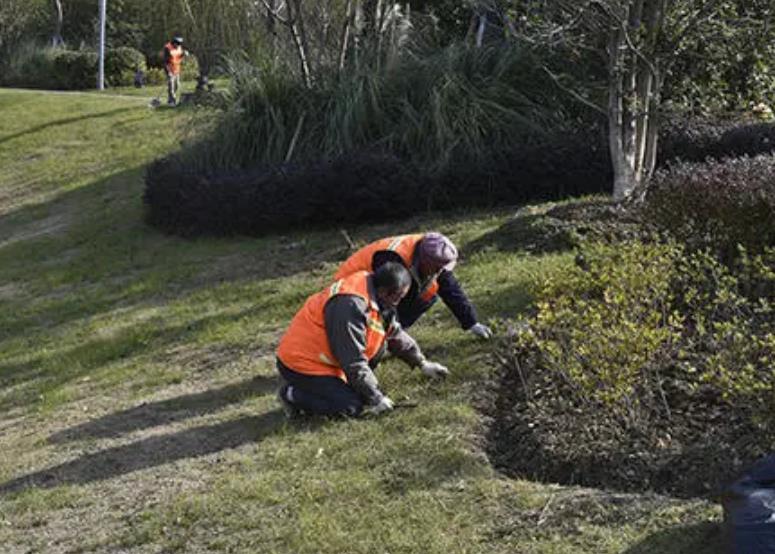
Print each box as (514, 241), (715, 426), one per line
(277, 384), (301, 419)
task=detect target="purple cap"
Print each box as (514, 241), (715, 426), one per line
(418, 233), (458, 272)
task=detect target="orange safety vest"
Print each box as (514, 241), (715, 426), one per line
(334, 234), (440, 303)
(164, 42), (184, 75)
(277, 271), (389, 381)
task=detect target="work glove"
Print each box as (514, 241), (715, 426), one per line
(468, 322), (493, 340)
(420, 360), (449, 379)
(363, 395), (394, 416)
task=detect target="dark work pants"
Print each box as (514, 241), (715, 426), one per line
(397, 294), (439, 329)
(277, 361), (363, 417)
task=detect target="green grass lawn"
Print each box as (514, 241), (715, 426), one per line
(0, 87), (722, 553)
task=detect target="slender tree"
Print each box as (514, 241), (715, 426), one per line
(51, 0), (64, 46)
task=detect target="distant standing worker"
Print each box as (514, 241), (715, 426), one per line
(334, 233), (492, 339)
(276, 263), (450, 418)
(162, 36), (187, 106)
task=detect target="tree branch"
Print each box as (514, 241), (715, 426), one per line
(543, 66), (607, 115)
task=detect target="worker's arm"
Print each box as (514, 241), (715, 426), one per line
(437, 270), (479, 330)
(324, 295), (385, 405)
(385, 315), (449, 379)
(386, 321), (425, 367)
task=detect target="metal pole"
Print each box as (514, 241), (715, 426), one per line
(98, 0), (107, 90)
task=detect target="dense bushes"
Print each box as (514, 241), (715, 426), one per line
(486, 149), (774, 496)
(489, 239), (775, 496)
(0, 44), (188, 89)
(643, 154), (775, 259)
(658, 115), (775, 164)
(144, 152), (424, 236)
(145, 43), (614, 235)
(144, 135), (614, 236)
(103, 46), (146, 86)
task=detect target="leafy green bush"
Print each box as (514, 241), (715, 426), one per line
(643, 154), (775, 260)
(489, 240), (775, 496)
(2, 43), (151, 89)
(104, 46), (146, 86)
(144, 67), (166, 85)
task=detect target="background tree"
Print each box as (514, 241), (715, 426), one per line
(51, 0), (64, 46)
(510, 0), (774, 200)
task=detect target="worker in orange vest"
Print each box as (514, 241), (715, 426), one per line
(161, 36), (187, 106)
(276, 262), (449, 418)
(334, 233), (492, 339)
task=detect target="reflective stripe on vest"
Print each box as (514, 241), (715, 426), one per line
(334, 234), (439, 303)
(276, 271), (386, 381)
(165, 42), (184, 75)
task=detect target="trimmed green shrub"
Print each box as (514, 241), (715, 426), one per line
(2, 43), (151, 89)
(658, 115), (775, 164)
(104, 46), (146, 86)
(144, 151), (423, 236)
(144, 133), (614, 237)
(144, 67), (166, 85)
(643, 154), (775, 260)
(50, 50), (100, 89)
(5, 46), (100, 89)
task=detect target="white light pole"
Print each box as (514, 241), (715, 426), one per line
(98, 0), (107, 90)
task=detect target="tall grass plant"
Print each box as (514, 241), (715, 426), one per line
(182, 43), (581, 175)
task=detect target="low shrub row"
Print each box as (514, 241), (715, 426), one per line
(643, 153), (775, 260)
(144, 136), (613, 236)
(144, 152), (422, 236)
(2, 43), (199, 90)
(658, 115), (775, 163)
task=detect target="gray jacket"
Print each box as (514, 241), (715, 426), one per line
(323, 287), (425, 405)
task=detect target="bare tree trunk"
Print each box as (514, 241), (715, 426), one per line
(640, 0), (666, 183)
(287, 0), (313, 88)
(475, 12), (488, 47)
(608, 25), (635, 201)
(624, 0), (644, 184)
(338, 0), (355, 72)
(51, 0), (64, 47)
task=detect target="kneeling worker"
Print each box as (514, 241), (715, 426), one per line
(276, 262), (449, 417)
(334, 232), (492, 338)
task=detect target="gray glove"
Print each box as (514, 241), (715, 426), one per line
(468, 322), (493, 339)
(420, 360), (449, 379)
(363, 395), (394, 416)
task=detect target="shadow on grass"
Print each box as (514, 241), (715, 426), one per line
(0, 303), (285, 412)
(622, 521), (725, 554)
(0, 107), (139, 146)
(474, 284), (534, 322)
(0, 164), (350, 351)
(48, 375), (278, 444)
(0, 408), (293, 495)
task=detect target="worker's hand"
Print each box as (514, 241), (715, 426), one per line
(420, 360), (449, 379)
(468, 322), (493, 340)
(363, 396), (394, 416)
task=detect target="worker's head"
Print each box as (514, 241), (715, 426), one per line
(417, 232), (458, 278)
(373, 262), (411, 310)
(171, 36), (184, 46)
